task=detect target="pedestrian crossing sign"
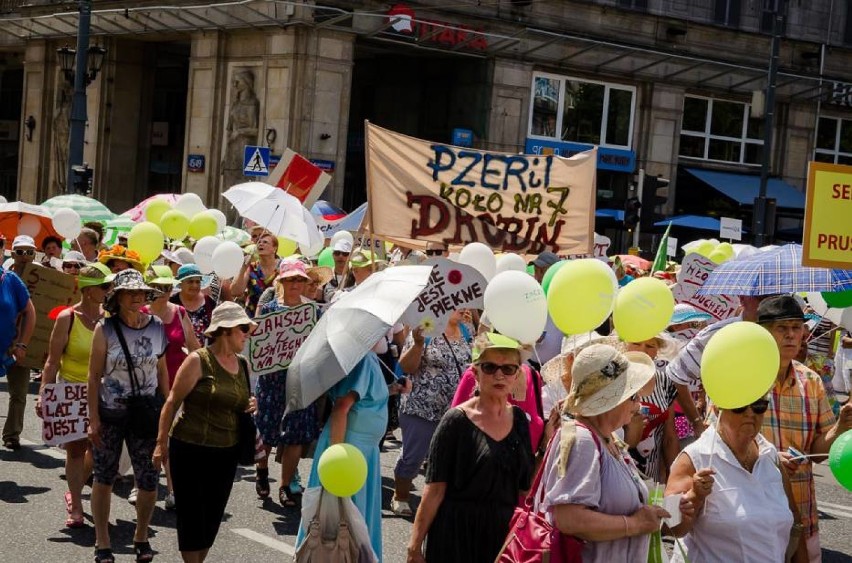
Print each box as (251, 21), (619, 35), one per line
(243, 145), (270, 177)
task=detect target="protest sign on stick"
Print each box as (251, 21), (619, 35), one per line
(41, 383), (89, 446)
(20, 265), (79, 370)
(248, 303), (318, 377)
(402, 258), (487, 335)
(672, 253), (738, 339)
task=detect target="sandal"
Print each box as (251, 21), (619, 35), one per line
(65, 515), (86, 529)
(255, 468), (270, 499)
(64, 491), (73, 514)
(279, 487), (301, 507)
(94, 548), (115, 563)
(134, 541), (154, 562)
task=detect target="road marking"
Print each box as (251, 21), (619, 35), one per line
(819, 501), (852, 519)
(231, 528), (296, 555)
(18, 438), (66, 461)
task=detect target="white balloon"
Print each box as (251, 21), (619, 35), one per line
(484, 271), (548, 344)
(330, 230), (354, 247)
(458, 242), (496, 281)
(18, 215), (42, 238)
(175, 192), (206, 218)
(207, 209), (227, 233)
(211, 241), (243, 279)
(51, 207), (82, 240)
(496, 253), (527, 274)
(194, 236), (224, 274)
(841, 307), (852, 330)
(0, 195), (7, 204)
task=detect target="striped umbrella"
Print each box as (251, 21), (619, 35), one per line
(41, 194), (115, 223)
(103, 214), (137, 246)
(220, 226), (250, 246)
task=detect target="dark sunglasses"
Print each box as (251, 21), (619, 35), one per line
(332, 251), (350, 257)
(425, 249), (445, 256)
(731, 399), (770, 415)
(14, 249), (35, 256)
(478, 362), (520, 376)
(63, 262), (82, 269)
(237, 324), (253, 334)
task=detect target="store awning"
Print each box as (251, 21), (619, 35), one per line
(685, 168), (805, 209)
(654, 214), (723, 232)
(596, 208), (624, 221)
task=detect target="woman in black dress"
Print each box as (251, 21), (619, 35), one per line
(407, 333), (534, 563)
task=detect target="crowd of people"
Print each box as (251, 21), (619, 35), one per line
(1, 219), (852, 563)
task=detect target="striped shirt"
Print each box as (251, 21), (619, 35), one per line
(631, 360), (679, 482)
(665, 316), (742, 388)
(761, 361), (836, 538)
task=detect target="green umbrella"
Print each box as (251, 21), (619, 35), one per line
(103, 214), (137, 246)
(41, 194), (116, 223)
(220, 226), (250, 246)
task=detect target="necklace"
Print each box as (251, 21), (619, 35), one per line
(75, 305), (103, 326)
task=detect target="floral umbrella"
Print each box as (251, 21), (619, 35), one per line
(121, 193), (179, 222)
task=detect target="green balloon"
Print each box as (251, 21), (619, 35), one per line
(541, 260), (568, 296)
(822, 290), (852, 309)
(526, 264), (535, 276)
(317, 246), (334, 268)
(830, 430), (852, 492)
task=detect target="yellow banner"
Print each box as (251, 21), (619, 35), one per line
(803, 161), (852, 269)
(365, 122), (596, 254)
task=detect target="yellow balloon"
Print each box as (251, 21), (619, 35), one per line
(613, 277), (675, 342)
(188, 212), (218, 240)
(716, 242), (735, 258)
(160, 210), (190, 240)
(701, 322), (779, 409)
(707, 249), (729, 264)
(547, 259), (616, 335)
(695, 241), (715, 257)
(277, 237), (298, 258)
(317, 443), (367, 497)
(128, 222), (165, 265)
(144, 199), (171, 224)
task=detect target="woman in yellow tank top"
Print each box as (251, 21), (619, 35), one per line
(37, 263), (113, 528)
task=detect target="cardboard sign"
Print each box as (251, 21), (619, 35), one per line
(719, 217), (742, 241)
(802, 161), (852, 268)
(667, 236), (678, 258)
(20, 265), (79, 370)
(402, 258), (487, 334)
(41, 383), (89, 446)
(365, 122), (597, 254)
(265, 148), (331, 208)
(248, 303), (317, 376)
(673, 253), (739, 322)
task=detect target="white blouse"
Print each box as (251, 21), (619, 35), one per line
(672, 429), (793, 563)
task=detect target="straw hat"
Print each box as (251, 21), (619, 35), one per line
(565, 344), (655, 417)
(306, 265), (333, 287)
(204, 301), (258, 336)
(98, 245), (144, 272)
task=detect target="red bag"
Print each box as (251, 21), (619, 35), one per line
(495, 434), (584, 563)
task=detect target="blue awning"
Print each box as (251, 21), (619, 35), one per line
(685, 168), (805, 209)
(654, 215), (720, 232)
(596, 208), (624, 221)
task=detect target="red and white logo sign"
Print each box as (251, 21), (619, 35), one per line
(386, 3), (488, 50)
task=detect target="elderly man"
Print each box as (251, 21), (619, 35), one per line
(321, 238), (353, 303)
(1, 236), (37, 450)
(757, 295), (852, 562)
(71, 227), (100, 262)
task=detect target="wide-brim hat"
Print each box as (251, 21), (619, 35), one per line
(98, 245), (144, 272)
(104, 269), (161, 312)
(204, 301), (258, 336)
(472, 332), (532, 363)
(306, 266), (333, 287)
(566, 344), (655, 417)
(540, 332), (613, 387)
(77, 262), (115, 289)
(176, 263), (204, 282)
(669, 304), (713, 326)
(278, 259), (311, 280)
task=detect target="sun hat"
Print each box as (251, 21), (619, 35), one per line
(98, 244), (144, 272)
(564, 343), (655, 417)
(306, 265), (333, 287)
(12, 235), (36, 249)
(531, 251), (560, 269)
(77, 263), (115, 289)
(757, 295), (805, 324)
(62, 250), (88, 265)
(176, 263), (204, 282)
(145, 265), (177, 286)
(162, 247), (195, 266)
(669, 304), (713, 326)
(332, 239), (353, 253)
(349, 249), (385, 269)
(104, 269), (161, 313)
(278, 259), (311, 280)
(204, 301), (258, 336)
(472, 332), (532, 363)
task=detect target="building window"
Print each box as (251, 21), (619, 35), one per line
(814, 116), (852, 165)
(617, 0), (648, 10)
(529, 73), (636, 149)
(679, 95), (764, 165)
(760, 0), (785, 35)
(714, 0), (741, 27)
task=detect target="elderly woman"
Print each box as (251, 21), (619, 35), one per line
(37, 264), (112, 528)
(153, 302), (257, 563)
(407, 333), (534, 563)
(391, 310), (472, 516)
(228, 231), (280, 317)
(170, 264), (216, 345)
(98, 245), (144, 274)
(666, 396), (808, 562)
(88, 270), (169, 563)
(254, 260), (320, 505)
(534, 344), (681, 562)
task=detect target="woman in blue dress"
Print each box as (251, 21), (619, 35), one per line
(297, 350), (389, 560)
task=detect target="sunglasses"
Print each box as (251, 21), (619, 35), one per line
(14, 249), (35, 256)
(425, 249), (445, 256)
(478, 362), (520, 376)
(63, 262), (82, 269)
(332, 251), (350, 257)
(731, 399), (770, 415)
(237, 324), (253, 334)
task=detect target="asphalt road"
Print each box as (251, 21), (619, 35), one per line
(0, 378), (851, 562)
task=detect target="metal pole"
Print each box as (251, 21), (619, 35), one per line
(66, 0), (91, 194)
(632, 169), (644, 249)
(754, 11), (782, 246)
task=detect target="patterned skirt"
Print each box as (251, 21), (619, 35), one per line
(254, 370), (319, 447)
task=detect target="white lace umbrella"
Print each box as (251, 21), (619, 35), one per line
(222, 182), (321, 248)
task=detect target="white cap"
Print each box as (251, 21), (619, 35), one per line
(332, 239), (352, 253)
(12, 235), (36, 249)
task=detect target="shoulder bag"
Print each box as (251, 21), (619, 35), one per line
(236, 356), (258, 466)
(111, 317), (161, 439)
(295, 489), (361, 563)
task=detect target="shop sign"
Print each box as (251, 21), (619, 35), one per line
(387, 4), (488, 50)
(802, 161), (852, 269)
(524, 138), (635, 173)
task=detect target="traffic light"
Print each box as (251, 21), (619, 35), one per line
(640, 174), (669, 232)
(624, 197), (641, 231)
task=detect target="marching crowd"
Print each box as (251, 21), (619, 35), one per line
(1, 222), (852, 563)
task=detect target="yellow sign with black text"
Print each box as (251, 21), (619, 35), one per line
(803, 161), (852, 269)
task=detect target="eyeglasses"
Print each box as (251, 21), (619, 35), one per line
(13, 249), (35, 256)
(477, 362), (520, 376)
(332, 251), (350, 257)
(731, 399), (770, 415)
(425, 249), (445, 256)
(63, 262), (82, 270)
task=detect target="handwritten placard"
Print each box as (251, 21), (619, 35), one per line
(402, 258), (487, 334)
(20, 265), (79, 370)
(248, 303), (318, 376)
(41, 383), (89, 446)
(673, 253), (739, 323)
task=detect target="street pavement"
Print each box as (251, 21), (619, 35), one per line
(1, 378), (851, 562)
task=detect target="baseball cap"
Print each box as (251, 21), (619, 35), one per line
(532, 251), (559, 269)
(12, 235), (36, 249)
(332, 239), (353, 253)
